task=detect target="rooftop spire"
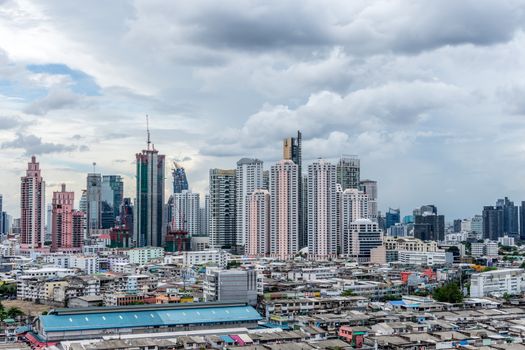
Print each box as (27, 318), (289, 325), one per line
(146, 114), (151, 150)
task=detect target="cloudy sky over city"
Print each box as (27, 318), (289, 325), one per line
(1, 0), (525, 218)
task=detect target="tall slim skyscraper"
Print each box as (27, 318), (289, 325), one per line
(283, 131), (304, 248)
(172, 161), (189, 194)
(483, 206), (504, 240)
(119, 198), (134, 230)
(337, 155), (360, 190)
(20, 156), (45, 249)
(135, 143), (165, 247)
(51, 184), (83, 251)
(308, 159), (337, 259)
(86, 173), (102, 235)
(169, 190), (200, 237)
(101, 175), (124, 228)
(360, 179), (378, 221)
(270, 159), (299, 259)
(246, 189), (270, 257)
(496, 197), (518, 236)
(209, 169), (236, 249)
(520, 201), (525, 241)
(0, 194), (3, 235)
(235, 158), (263, 252)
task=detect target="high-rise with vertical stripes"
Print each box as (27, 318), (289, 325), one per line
(269, 159), (299, 259)
(235, 158), (263, 252)
(20, 156), (45, 250)
(135, 145), (165, 247)
(307, 159), (337, 260)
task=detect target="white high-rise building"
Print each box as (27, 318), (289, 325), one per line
(169, 190), (200, 237)
(269, 160), (299, 259)
(360, 180), (378, 222)
(340, 188), (369, 253)
(246, 189), (270, 257)
(236, 158), (264, 251)
(308, 159), (337, 260)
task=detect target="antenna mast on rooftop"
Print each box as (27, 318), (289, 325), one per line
(146, 114), (151, 150)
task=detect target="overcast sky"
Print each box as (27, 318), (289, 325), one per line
(1, 0), (525, 220)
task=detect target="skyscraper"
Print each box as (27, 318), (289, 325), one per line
(520, 201), (525, 241)
(340, 188), (369, 252)
(283, 131), (304, 248)
(172, 161), (189, 194)
(20, 156), (45, 249)
(119, 198), (134, 230)
(413, 205), (445, 241)
(51, 184), (84, 251)
(235, 158), (263, 252)
(496, 197), (518, 236)
(0, 194), (3, 235)
(101, 175), (124, 228)
(308, 159), (337, 259)
(86, 173), (102, 235)
(482, 206), (504, 240)
(209, 169), (236, 249)
(336, 155), (360, 190)
(135, 141), (165, 247)
(270, 159), (299, 259)
(246, 189), (270, 257)
(360, 179), (378, 221)
(385, 208), (400, 230)
(168, 190), (200, 237)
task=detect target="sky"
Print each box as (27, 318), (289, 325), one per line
(1, 0), (525, 220)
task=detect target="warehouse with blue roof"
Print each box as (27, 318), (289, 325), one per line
(33, 302), (262, 341)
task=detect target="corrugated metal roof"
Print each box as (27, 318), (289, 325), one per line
(41, 305), (262, 332)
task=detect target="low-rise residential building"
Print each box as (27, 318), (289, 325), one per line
(182, 249), (229, 268)
(471, 241), (498, 257)
(470, 268), (525, 297)
(398, 251), (449, 266)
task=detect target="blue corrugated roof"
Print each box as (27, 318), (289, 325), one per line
(220, 335), (235, 343)
(40, 305), (262, 332)
(389, 300), (406, 306)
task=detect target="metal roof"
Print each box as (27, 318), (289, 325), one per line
(40, 304), (262, 333)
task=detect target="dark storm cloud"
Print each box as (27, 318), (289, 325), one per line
(1, 133), (87, 155)
(177, 0), (523, 54)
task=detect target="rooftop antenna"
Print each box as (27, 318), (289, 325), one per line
(146, 114), (151, 150)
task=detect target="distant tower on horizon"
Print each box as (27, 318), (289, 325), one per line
(283, 131), (305, 248)
(172, 161), (189, 194)
(20, 156), (45, 249)
(135, 116), (165, 247)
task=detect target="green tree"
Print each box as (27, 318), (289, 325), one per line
(432, 283), (463, 303)
(6, 307), (23, 318)
(341, 289), (354, 297)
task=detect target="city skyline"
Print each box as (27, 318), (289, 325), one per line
(2, 1), (525, 219)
